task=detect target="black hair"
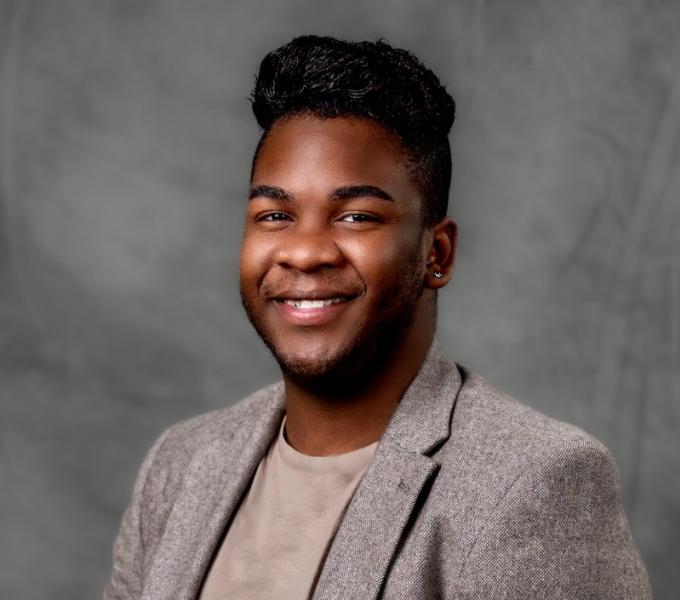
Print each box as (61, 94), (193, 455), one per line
(250, 35), (455, 226)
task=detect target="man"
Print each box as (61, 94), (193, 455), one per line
(105, 36), (652, 599)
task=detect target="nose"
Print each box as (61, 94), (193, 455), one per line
(274, 224), (345, 273)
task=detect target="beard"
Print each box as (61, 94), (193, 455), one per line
(240, 241), (426, 398)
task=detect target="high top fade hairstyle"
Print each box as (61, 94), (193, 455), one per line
(249, 35), (456, 227)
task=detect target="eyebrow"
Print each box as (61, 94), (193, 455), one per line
(248, 185), (294, 202)
(248, 184), (394, 203)
(330, 185), (394, 202)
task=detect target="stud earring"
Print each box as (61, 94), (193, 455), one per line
(434, 271), (444, 279)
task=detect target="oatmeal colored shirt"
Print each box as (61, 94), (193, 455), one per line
(199, 415), (378, 600)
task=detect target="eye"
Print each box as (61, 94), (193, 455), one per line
(257, 211), (291, 222)
(339, 213), (379, 223)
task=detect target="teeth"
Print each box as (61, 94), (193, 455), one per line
(283, 298), (347, 309)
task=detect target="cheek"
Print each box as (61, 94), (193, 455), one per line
(239, 235), (272, 286)
(344, 230), (422, 285)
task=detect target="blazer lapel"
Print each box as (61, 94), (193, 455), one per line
(312, 445), (439, 600)
(313, 340), (463, 600)
(142, 384), (286, 600)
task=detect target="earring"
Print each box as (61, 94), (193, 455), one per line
(434, 271), (444, 279)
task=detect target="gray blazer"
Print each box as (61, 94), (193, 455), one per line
(105, 342), (652, 599)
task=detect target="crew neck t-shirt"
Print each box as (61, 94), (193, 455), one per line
(199, 416), (379, 600)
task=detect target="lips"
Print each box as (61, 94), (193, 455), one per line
(269, 290), (359, 326)
(280, 297), (347, 309)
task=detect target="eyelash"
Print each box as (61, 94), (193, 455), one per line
(341, 213), (378, 223)
(258, 212), (289, 222)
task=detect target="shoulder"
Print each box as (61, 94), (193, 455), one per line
(446, 364), (610, 471)
(147, 380), (284, 468)
(431, 364), (621, 520)
(123, 380), (283, 540)
(442, 368), (652, 598)
(163, 380), (283, 442)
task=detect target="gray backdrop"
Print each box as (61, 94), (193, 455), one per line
(1, 1), (678, 598)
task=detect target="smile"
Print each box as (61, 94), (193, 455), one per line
(280, 297), (348, 309)
(273, 295), (355, 326)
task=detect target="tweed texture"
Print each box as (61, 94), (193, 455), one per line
(104, 341), (652, 599)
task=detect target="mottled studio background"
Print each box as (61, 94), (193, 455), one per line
(0, 0), (678, 598)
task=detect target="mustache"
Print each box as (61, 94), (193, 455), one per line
(259, 275), (364, 299)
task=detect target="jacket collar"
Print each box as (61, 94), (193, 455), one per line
(143, 339), (462, 600)
(312, 339), (463, 599)
(142, 386), (285, 600)
(381, 338), (462, 455)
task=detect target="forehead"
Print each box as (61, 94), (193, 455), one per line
(251, 115), (419, 198)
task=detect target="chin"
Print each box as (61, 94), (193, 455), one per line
(271, 338), (357, 380)
(242, 283), (423, 395)
(269, 327), (404, 397)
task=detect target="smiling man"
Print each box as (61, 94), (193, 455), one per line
(105, 36), (651, 599)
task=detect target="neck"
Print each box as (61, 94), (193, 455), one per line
(282, 313), (435, 456)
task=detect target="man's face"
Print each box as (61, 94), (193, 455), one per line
(240, 115), (430, 390)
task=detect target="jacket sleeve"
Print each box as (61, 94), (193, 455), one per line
(103, 428), (172, 600)
(459, 439), (653, 599)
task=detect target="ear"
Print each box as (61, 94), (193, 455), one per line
(425, 217), (457, 289)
